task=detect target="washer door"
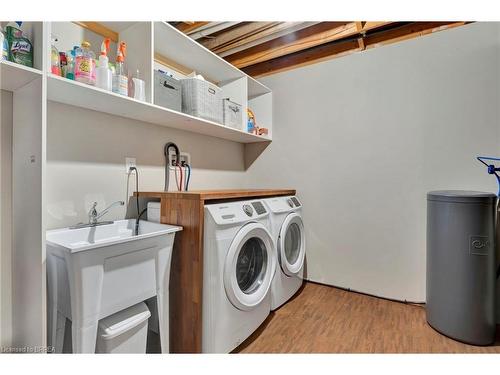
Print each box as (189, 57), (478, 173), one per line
(224, 222), (276, 311)
(278, 213), (305, 276)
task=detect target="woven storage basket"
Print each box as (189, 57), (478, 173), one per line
(180, 78), (222, 123)
(222, 98), (243, 130)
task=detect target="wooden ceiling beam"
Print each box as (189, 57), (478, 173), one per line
(225, 22), (361, 69)
(242, 38), (360, 77)
(200, 22), (280, 50)
(364, 21), (464, 49)
(362, 21), (392, 31)
(176, 21), (210, 34)
(216, 22), (318, 56)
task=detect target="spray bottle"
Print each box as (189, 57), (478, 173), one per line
(96, 38), (112, 91)
(112, 41), (128, 96)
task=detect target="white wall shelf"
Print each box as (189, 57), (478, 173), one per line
(1, 61), (43, 92)
(47, 74), (270, 144)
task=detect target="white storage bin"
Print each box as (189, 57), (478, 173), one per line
(180, 77), (222, 124)
(147, 201), (161, 223)
(96, 302), (151, 354)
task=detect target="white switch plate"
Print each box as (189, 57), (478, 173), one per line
(125, 157), (136, 173)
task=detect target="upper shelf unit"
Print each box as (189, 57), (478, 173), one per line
(153, 22), (271, 97)
(46, 21), (273, 144)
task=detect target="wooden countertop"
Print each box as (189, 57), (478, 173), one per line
(135, 189), (296, 201)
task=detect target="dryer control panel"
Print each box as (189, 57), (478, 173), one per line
(264, 196), (301, 214)
(205, 200), (269, 225)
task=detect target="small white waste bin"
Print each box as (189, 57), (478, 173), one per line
(96, 302), (151, 354)
(147, 202), (161, 223)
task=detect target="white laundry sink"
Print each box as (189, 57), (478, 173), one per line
(46, 219), (182, 353)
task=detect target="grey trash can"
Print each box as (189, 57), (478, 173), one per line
(426, 190), (497, 345)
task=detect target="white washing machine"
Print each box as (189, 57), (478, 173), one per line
(263, 196), (305, 311)
(203, 199), (277, 353)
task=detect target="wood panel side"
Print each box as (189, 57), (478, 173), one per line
(161, 197), (204, 353)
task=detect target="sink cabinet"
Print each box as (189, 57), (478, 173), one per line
(46, 220), (181, 353)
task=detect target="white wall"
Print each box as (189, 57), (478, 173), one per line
(249, 22), (500, 302)
(46, 102), (249, 229)
(0, 90), (13, 346)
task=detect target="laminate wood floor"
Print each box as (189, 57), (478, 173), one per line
(235, 282), (500, 353)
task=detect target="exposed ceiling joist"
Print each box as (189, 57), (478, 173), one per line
(225, 22), (359, 69)
(243, 38), (360, 77)
(175, 22), (210, 34)
(200, 22), (281, 51)
(216, 22), (319, 57)
(364, 21), (465, 49)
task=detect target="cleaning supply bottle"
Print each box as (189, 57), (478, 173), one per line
(6, 25), (33, 67)
(95, 38), (112, 91)
(1, 28), (8, 61)
(112, 41), (128, 96)
(75, 41), (96, 85)
(59, 52), (68, 78)
(50, 35), (61, 76)
(65, 48), (76, 80)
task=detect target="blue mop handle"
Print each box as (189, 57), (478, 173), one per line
(477, 156), (500, 197)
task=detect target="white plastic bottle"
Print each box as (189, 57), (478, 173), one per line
(112, 41), (128, 96)
(95, 38), (112, 91)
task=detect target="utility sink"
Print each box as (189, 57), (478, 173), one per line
(46, 219), (182, 353)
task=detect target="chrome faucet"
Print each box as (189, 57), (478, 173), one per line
(70, 201), (125, 230)
(88, 201), (125, 225)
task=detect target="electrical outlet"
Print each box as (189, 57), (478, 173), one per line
(168, 152), (191, 169)
(125, 157), (136, 173)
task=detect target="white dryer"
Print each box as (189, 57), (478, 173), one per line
(263, 196), (305, 310)
(203, 199), (276, 353)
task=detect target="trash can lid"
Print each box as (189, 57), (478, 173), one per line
(427, 190), (497, 203)
(98, 302), (151, 340)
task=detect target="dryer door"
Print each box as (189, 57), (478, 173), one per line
(278, 213), (305, 276)
(224, 222), (276, 311)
